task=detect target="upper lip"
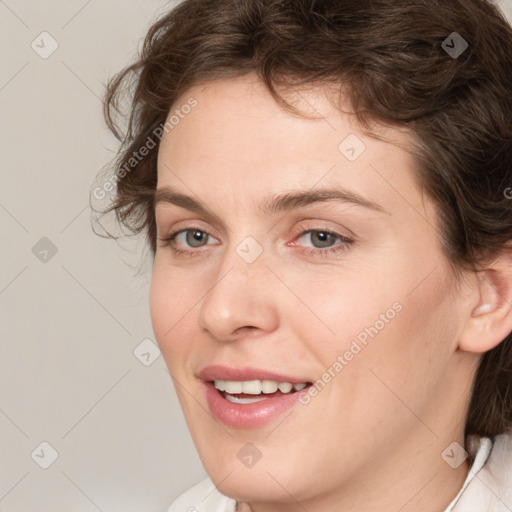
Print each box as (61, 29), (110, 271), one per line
(198, 365), (311, 384)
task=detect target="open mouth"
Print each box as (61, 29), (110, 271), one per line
(201, 371), (315, 428)
(213, 379), (313, 404)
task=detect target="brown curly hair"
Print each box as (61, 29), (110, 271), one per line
(92, 0), (512, 438)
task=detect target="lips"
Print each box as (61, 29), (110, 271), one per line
(198, 365), (313, 429)
(198, 365), (311, 384)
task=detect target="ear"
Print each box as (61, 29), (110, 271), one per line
(458, 246), (512, 353)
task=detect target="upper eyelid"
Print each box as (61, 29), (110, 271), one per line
(161, 219), (347, 234)
(155, 214), (356, 237)
(156, 219), (217, 238)
(163, 225), (352, 247)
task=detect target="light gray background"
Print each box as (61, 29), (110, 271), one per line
(1, 1), (511, 511)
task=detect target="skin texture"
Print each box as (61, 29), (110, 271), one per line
(150, 72), (493, 512)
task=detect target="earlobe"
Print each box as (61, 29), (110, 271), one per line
(459, 249), (512, 354)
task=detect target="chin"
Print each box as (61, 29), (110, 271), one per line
(211, 469), (298, 504)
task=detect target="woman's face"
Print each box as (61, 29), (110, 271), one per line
(151, 73), (473, 506)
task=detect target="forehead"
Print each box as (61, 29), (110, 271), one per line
(156, 74), (423, 216)
(159, 74), (415, 167)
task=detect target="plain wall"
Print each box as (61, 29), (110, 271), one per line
(1, 1), (511, 510)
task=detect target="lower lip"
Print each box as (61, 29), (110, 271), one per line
(203, 381), (307, 429)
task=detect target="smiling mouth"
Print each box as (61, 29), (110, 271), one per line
(213, 379), (313, 404)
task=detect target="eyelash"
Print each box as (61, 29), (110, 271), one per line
(157, 224), (353, 258)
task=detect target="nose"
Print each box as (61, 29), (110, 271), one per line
(197, 240), (280, 342)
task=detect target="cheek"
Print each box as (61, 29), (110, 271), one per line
(329, 268), (459, 416)
(290, 253), (459, 400)
(282, 267), (399, 363)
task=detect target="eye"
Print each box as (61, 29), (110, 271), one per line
(157, 226), (218, 256)
(292, 228), (353, 257)
(157, 225), (353, 258)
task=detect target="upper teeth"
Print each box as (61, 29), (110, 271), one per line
(214, 379), (307, 394)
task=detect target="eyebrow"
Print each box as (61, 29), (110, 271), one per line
(153, 185), (388, 223)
